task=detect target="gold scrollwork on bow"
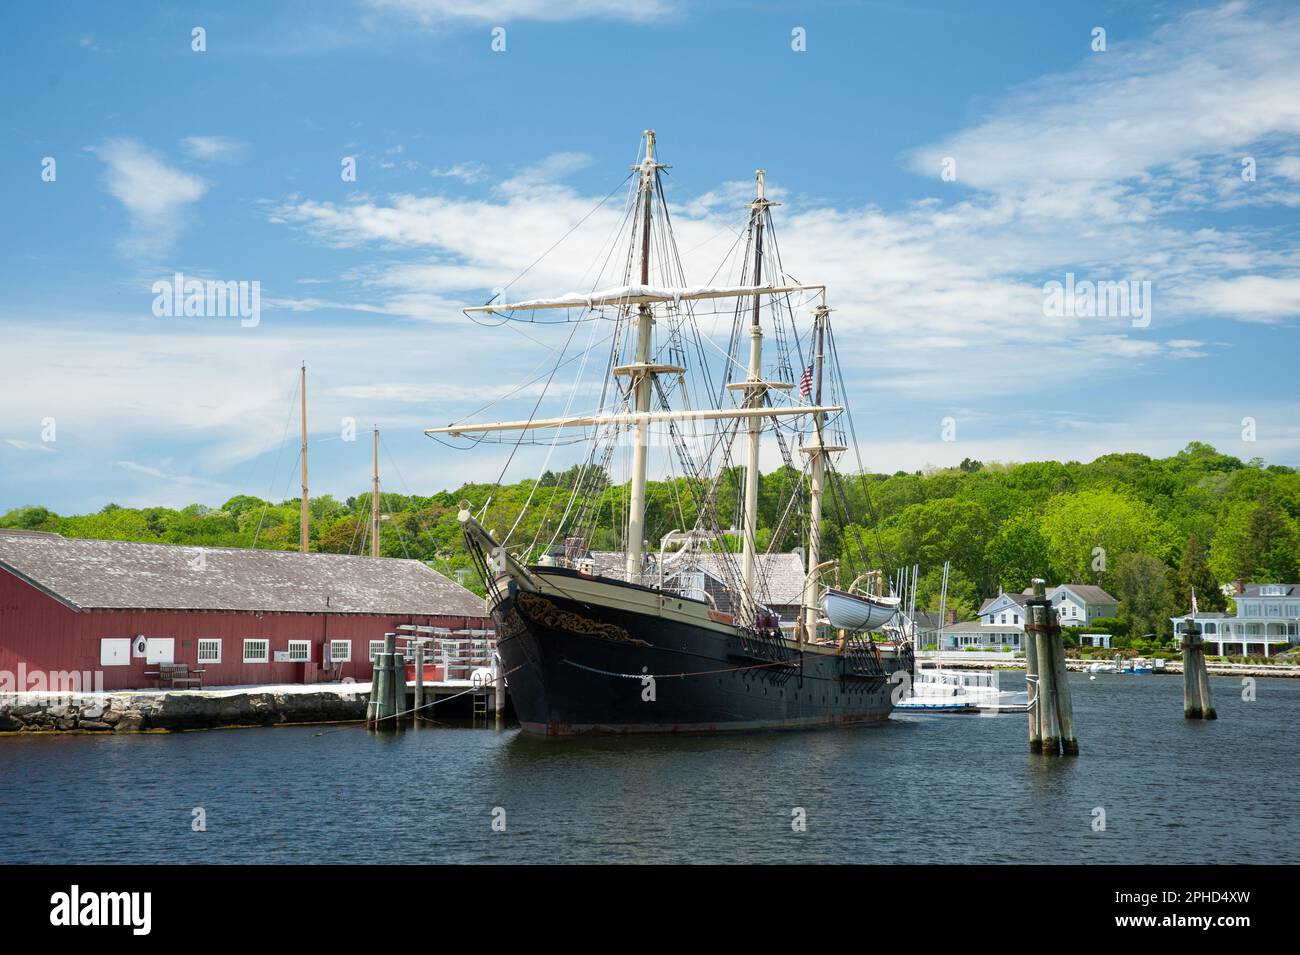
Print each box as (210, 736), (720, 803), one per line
(516, 591), (648, 646)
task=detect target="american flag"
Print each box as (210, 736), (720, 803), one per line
(1191, 588), (1198, 616)
(798, 363), (813, 399)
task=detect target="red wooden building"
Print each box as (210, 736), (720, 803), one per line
(0, 529), (491, 691)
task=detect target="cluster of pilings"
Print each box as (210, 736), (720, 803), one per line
(1181, 622), (1217, 720)
(1024, 578), (1079, 756)
(365, 631), (504, 729)
(366, 632), (404, 729)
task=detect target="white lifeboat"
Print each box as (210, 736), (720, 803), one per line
(819, 588), (900, 632)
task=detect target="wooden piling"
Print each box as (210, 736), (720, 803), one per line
(1182, 622), (1216, 720)
(1196, 649), (1217, 720)
(1047, 611), (1079, 756)
(370, 652), (390, 726)
(1024, 609), (1042, 753)
(413, 638), (424, 723)
(1182, 623), (1203, 719)
(1030, 601), (1060, 754)
(383, 632), (400, 726)
(494, 656), (505, 722)
(1024, 578), (1077, 756)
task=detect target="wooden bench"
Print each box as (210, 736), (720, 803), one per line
(145, 663), (206, 689)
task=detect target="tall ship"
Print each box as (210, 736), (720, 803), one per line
(431, 131), (912, 736)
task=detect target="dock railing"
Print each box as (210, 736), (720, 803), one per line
(396, 625), (496, 681)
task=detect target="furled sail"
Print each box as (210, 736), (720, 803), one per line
(428, 403), (843, 437)
(467, 283), (824, 314)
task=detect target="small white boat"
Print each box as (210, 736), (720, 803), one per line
(820, 588), (900, 632)
(1088, 661), (1118, 673)
(894, 698), (978, 713)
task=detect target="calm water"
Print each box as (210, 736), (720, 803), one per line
(1, 673), (1296, 864)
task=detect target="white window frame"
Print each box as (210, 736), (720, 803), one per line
(369, 640), (386, 662)
(197, 638), (222, 664)
(328, 639), (352, 664)
(243, 639), (269, 664)
(287, 640), (311, 662)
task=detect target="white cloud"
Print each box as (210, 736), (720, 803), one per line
(4, 439), (56, 454)
(1191, 275), (1300, 323)
(181, 135), (250, 164)
(88, 138), (209, 259)
(907, 2), (1300, 210)
(431, 161), (488, 183)
(367, 0), (679, 24)
(18, 2), (1300, 512)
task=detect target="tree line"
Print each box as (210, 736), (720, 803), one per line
(4, 443), (1297, 641)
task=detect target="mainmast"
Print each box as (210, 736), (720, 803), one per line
(800, 294), (844, 645)
(624, 130), (667, 582)
(739, 170), (776, 624)
(371, 426), (380, 559)
(299, 362), (309, 554)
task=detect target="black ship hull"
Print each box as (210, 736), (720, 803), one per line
(492, 571), (903, 738)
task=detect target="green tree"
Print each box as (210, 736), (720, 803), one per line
(1241, 493), (1299, 581)
(985, 513), (1049, 593)
(1176, 534), (1224, 613)
(1039, 488), (1171, 584)
(1114, 552), (1175, 641)
(317, 515), (365, 554)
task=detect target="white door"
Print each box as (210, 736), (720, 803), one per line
(145, 638), (175, 664)
(100, 638), (131, 667)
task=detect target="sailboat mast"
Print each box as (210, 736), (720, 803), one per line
(801, 296), (831, 645)
(739, 170), (769, 624)
(299, 362), (309, 554)
(625, 130), (660, 582)
(372, 426), (380, 559)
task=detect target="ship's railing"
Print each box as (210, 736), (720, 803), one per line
(734, 621), (798, 682)
(843, 636), (889, 680)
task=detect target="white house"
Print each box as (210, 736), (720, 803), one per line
(1042, 584), (1119, 626)
(937, 593), (1029, 650)
(1172, 582), (1300, 657)
(936, 584), (1118, 651)
(981, 591), (1029, 628)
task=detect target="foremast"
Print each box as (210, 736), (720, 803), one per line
(625, 130), (669, 583)
(800, 294), (845, 645)
(738, 171), (785, 625)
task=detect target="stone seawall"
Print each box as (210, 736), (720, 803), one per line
(0, 689), (369, 733)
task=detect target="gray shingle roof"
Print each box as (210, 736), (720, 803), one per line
(979, 592), (1030, 614)
(1243, 583), (1299, 597)
(1013, 583), (1118, 605)
(1051, 584), (1118, 605)
(0, 531), (487, 617)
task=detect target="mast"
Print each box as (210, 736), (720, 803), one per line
(299, 362), (309, 554)
(624, 130), (665, 582)
(739, 170), (772, 624)
(372, 426), (380, 559)
(802, 294), (842, 645)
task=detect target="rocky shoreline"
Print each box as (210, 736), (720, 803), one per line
(0, 689), (369, 734)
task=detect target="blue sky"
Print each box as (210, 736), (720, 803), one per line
(2, 0), (1299, 513)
